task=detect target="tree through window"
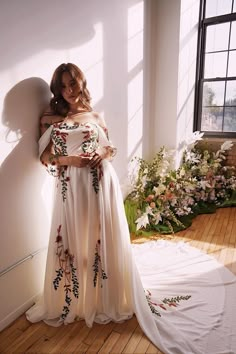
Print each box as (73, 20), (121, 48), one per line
(194, 0), (236, 137)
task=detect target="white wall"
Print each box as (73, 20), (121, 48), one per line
(147, 0), (200, 163)
(0, 0), (146, 330)
(151, 0), (181, 152)
(176, 0), (200, 164)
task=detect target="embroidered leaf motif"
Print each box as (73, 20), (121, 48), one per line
(145, 290), (161, 317)
(162, 295), (191, 305)
(51, 129), (68, 156)
(145, 289), (191, 318)
(71, 264), (79, 298)
(53, 268), (64, 290)
(53, 225), (79, 321)
(92, 240), (108, 287)
(60, 168), (70, 202)
(90, 168), (100, 193)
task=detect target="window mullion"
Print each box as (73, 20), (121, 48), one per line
(222, 18), (233, 131)
(198, 21), (207, 132)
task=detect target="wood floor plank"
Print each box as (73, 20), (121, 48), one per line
(110, 317), (138, 353)
(0, 314), (31, 351)
(83, 322), (105, 346)
(146, 342), (163, 354)
(73, 341), (90, 353)
(113, 320), (129, 335)
(98, 331), (120, 353)
(60, 324), (92, 353)
(134, 334), (150, 353)
(47, 321), (86, 353)
(27, 321), (85, 353)
(122, 324), (143, 353)
(4, 323), (45, 353)
(85, 321), (116, 353)
(0, 328), (23, 353)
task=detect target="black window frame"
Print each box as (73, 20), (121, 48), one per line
(194, 0), (236, 138)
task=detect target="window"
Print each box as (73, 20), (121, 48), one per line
(194, 0), (236, 137)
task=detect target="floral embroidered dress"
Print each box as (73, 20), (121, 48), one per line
(26, 118), (236, 354)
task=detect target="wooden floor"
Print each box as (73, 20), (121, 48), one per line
(1, 207), (236, 354)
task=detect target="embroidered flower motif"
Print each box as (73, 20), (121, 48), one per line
(53, 225), (79, 321)
(51, 129), (68, 156)
(145, 289), (191, 318)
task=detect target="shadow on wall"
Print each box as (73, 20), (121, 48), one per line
(0, 0), (97, 70)
(0, 78), (51, 269)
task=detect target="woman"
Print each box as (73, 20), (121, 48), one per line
(26, 63), (236, 354)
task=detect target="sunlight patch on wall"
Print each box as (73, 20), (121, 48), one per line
(127, 2), (144, 160)
(176, 0), (200, 167)
(128, 2), (144, 72)
(68, 22), (104, 106)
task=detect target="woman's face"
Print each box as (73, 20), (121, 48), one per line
(61, 71), (80, 106)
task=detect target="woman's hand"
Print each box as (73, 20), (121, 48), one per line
(58, 148), (112, 169)
(68, 155), (92, 168)
(88, 147), (114, 168)
(89, 153), (103, 168)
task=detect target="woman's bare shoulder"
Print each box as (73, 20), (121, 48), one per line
(40, 109), (64, 135)
(40, 109), (63, 125)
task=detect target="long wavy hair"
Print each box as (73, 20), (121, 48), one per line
(49, 63), (92, 116)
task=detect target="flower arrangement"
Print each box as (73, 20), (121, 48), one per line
(124, 133), (236, 235)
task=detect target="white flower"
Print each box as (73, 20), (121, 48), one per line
(141, 175), (147, 188)
(162, 148), (175, 160)
(135, 213), (150, 230)
(185, 183), (196, 192)
(185, 131), (204, 148)
(221, 141), (233, 151)
(179, 167), (185, 177)
(185, 151), (201, 163)
(153, 184), (166, 196)
(199, 180), (212, 190)
(145, 205), (154, 216)
(154, 212), (162, 225)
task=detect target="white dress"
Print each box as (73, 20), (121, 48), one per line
(26, 119), (236, 354)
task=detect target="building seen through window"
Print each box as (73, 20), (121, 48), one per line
(194, 0), (236, 136)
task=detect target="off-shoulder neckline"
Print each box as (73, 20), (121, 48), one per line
(53, 120), (101, 128)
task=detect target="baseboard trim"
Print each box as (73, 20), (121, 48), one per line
(0, 294), (39, 332)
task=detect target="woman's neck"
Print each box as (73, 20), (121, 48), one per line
(69, 103), (88, 114)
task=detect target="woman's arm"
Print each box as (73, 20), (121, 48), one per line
(40, 143), (91, 168)
(39, 109), (63, 136)
(88, 113), (117, 168)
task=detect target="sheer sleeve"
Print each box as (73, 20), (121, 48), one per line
(39, 125), (61, 177)
(97, 124), (117, 160)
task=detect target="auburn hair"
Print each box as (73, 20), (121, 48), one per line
(49, 63), (92, 116)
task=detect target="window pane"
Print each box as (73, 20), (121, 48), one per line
(204, 52), (227, 78)
(205, 0), (232, 18)
(201, 107), (223, 131)
(203, 81), (225, 106)
(223, 107), (236, 131)
(230, 21), (236, 49)
(206, 23), (230, 52)
(227, 50), (236, 76)
(234, 1), (236, 13)
(225, 80), (236, 105)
